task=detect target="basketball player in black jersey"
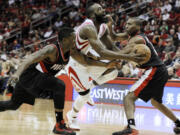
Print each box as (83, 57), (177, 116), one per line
(0, 27), (115, 135)
(112, 18), (180, 135)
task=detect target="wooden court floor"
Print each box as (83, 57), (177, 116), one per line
(0, 95), (179, 135)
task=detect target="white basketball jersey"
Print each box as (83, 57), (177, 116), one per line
(75, 19), (108, 55)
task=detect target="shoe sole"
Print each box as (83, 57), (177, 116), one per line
(68, 127), (80, 132)
(174, 127), (180, 134)
(66, 112), (80, 131)
(113, 133), (138, 135)
(53, 128), (76, 135)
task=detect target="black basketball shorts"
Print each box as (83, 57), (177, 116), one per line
(129, 65), (168, 103)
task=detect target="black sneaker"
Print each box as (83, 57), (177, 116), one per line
(112, 127), (139, 135)
(53, 120), (76, 135)
(174, 126), (180, 134)
(0, 100), (22, 111)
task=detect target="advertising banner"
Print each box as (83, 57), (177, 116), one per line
(73, 83), (180, 110)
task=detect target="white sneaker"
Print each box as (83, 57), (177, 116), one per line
(66, 111), (80, 131)
(87, 96), (95, 106)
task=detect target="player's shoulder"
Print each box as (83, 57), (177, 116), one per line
(79, 23), (96, 37)
(42, 44), (57, 54)
(131, 34), (146, 44)
(78, 19), (94, 29)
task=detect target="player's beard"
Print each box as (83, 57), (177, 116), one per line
(95, 13), (108, 24)
(127, 29), (139, 37)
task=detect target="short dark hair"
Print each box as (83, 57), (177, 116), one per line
(86, 0), (96, 18)
(58, 27), (74, 41)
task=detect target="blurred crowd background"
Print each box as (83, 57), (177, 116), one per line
(0, 0), (180, 95)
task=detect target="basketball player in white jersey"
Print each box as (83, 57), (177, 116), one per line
(66, 2), (144, 131)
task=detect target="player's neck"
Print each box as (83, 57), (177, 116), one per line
(94, 21), (101, 32)
(129, 31), (140, 38)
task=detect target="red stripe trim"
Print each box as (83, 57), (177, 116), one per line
(76, 21), (92, 46)
(136, 35), (146, 45)
(134, 67), (157, 97)
(80, 43), (88, 50)
(41, 44), (59, 64)
(71, 77), (85, 90)
(75, 43), (88, 51)
(39, 62), (48, 73)
(80, 22), (93, 27)
(68, 66), (87, 90)
(77, 34), (88, 46)
(59, 46), (68, 62)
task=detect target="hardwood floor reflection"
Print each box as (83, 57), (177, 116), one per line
(0, 96), (179, 135)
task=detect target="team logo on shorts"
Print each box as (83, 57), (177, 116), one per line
(51, 64), (64, 70)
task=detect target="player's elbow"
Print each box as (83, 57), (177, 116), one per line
(98, 49), (110, 59)
(110, 34), (117, 41)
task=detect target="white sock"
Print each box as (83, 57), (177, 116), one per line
(71, 108), (78, 118)
(129, 125), (136, 129)
(71, 93), (90, 117)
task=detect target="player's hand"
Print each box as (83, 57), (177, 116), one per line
(127, 53), (146, 63)
(167, 67), (174, 76)
(106, 14), (114, 29)
(106, 60), (119, 69)
(87, 52), (98, 60)
(174, 62), (180, 69)
(7, 74), (19, 87)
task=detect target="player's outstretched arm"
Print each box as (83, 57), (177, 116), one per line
(70, 47), (113, 68)
(10, 45), (57, 81)
(101, 29), (120, 52)
(81, 25), (143, 62)
(106, 15), (128, 42)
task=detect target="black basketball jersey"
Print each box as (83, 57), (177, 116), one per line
(35, 41), (70, 76)
(137, 34), (164, 68)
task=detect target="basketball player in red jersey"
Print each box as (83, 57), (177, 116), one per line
(66, 1), (144, 131)
(112, 18), (180, 135)
(0, 27), (116, 135)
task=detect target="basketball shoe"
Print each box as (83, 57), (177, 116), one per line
(174, 126), (180, 134)
(66, 111), (80, 131)
(53, 120), (76, 135)
(112, 127), (139, 135)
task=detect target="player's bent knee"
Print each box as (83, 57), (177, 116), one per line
(123, 94), (130, 103)
(124, 92), (136, 102)
(151, 98), (159, 107)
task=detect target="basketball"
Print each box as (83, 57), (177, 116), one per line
(132, 44), (151, 65)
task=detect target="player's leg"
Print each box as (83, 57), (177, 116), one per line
(90, 68), (118, 89)
(150, 66), (180, 134)
(151, 99), (180, 134)
(67, 89), (91, 130)
(113, 67), (157, 135)
(0, 81), (35, 111)
(66, 62), (91, 131)
(113, 92), (139, 135)
(39, 75), (75, 135)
